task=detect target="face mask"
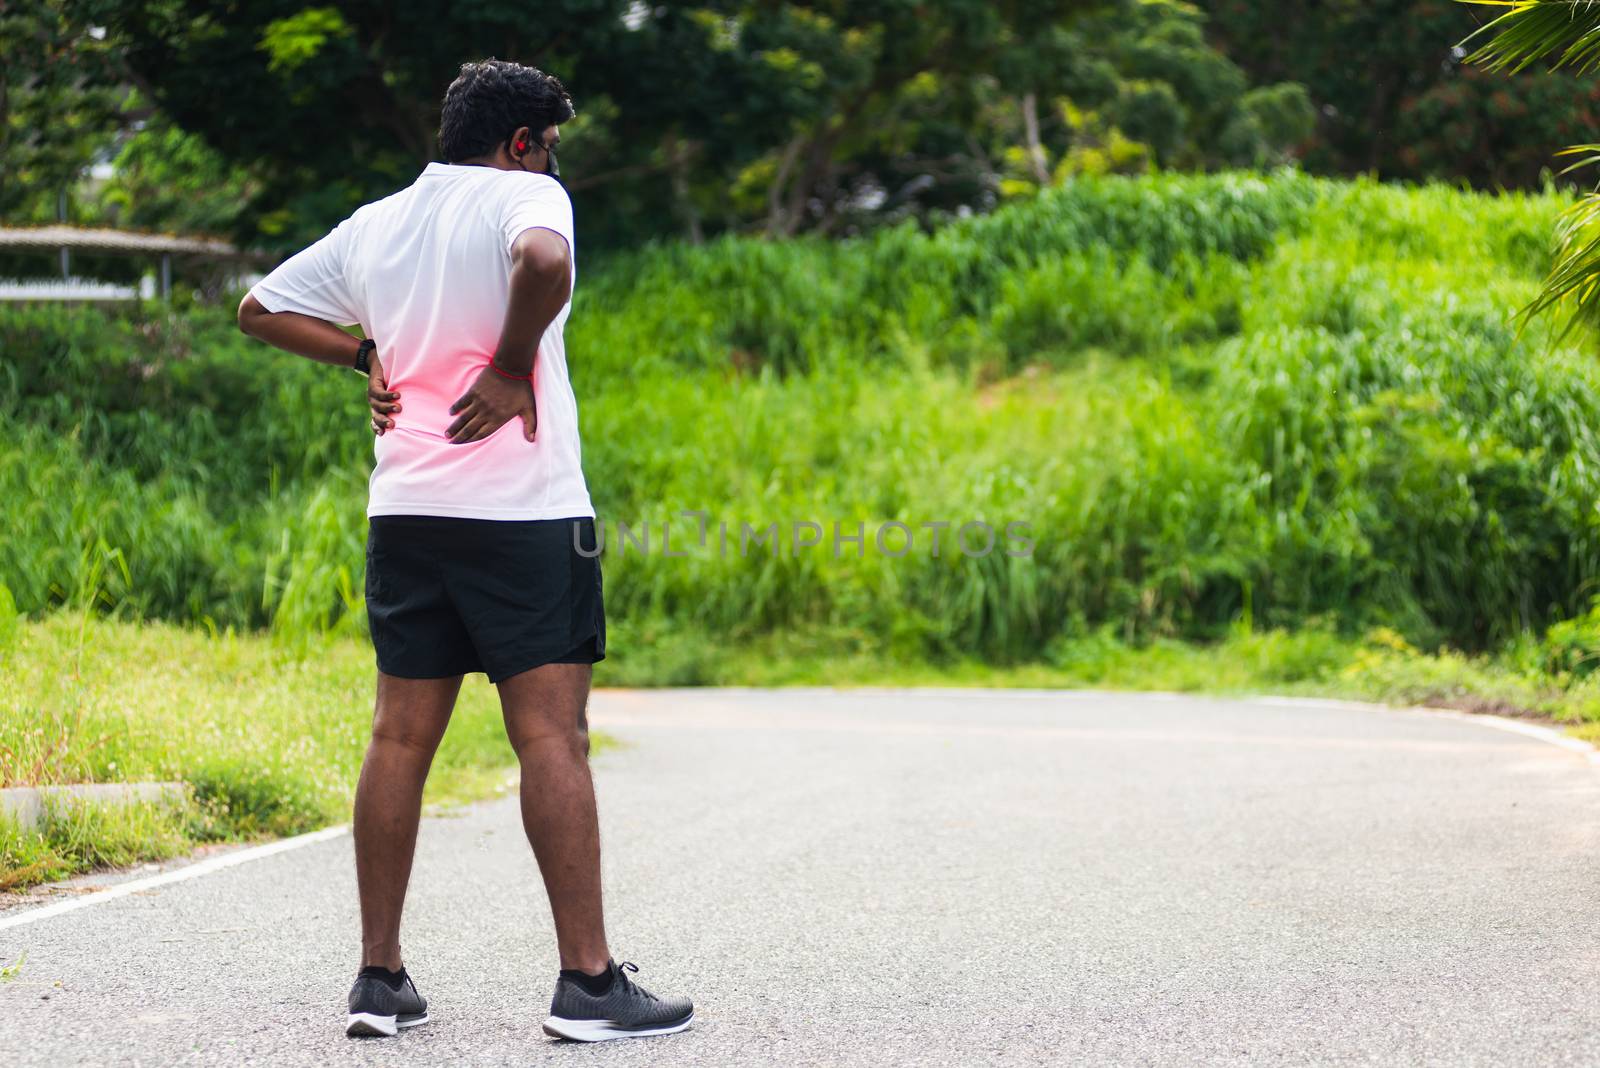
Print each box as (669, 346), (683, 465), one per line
(514, 135), (559, 179)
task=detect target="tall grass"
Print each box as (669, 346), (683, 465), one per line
(0, 171), (1593, 662)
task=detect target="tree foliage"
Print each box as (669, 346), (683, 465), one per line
(1200, 0), (1600, 189)
(0, 0), (127, 221)
(21, 0), (1311, 249)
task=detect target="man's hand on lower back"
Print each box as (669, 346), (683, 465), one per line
(369, 354), (400, 435)
(445, 365), (538, 444)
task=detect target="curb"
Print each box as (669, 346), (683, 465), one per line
(0, 783), (189, 831)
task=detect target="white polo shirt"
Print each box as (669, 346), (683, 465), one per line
(250, 163), (594, 521)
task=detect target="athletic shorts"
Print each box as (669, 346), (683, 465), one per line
(364, 515), (605, 683)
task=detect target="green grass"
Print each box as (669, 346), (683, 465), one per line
(0, 613), (609, 891)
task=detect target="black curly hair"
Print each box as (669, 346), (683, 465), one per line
(438, 59), (576, 163)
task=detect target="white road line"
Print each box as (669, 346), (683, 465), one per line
(0, 824), (349, 933)
(1420, 709), (1600, 764)
(1250, 695), (1600, 765)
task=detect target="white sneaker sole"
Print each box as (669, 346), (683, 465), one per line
(346, 1011), (430, 1037)
(542, 1013), (693, 1042)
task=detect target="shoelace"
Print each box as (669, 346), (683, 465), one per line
(614, 960), (659, 1002)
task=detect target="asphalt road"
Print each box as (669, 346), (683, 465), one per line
(3, 689), (1600, 1067)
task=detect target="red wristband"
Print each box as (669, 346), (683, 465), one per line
(488, 360), (534, 381)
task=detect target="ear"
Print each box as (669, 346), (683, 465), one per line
(511, 125), (532, 157)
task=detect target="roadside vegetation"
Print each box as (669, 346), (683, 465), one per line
(6, 170), (1600, 887)
(0, 611), (557, 891)
(609, 620), (1600, 744)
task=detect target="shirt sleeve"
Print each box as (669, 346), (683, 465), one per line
(249, 216), (362, 326)
(500, 174), (574, 256)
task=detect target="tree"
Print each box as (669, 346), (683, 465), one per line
(1200, 0), (1600, 189)
(96, 108), (257, 236)
(0, 0), (128, 222)
(701, 1), (1115, 237)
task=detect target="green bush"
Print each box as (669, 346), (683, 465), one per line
(1542, 601), (1600, 679)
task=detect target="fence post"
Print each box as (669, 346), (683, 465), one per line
(58, 189), (70, 279)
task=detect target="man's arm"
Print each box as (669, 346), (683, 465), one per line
(237, 294), (364, 368)
(237, 216), (362, 366)
(443, 227), (571, 444)
(489, 227), (573, 375)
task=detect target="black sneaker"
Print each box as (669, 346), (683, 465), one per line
(346, 967), (430, 1037)
(543, 960), (694, 1042)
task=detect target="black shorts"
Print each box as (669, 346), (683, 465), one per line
(364, 515), (605, 683)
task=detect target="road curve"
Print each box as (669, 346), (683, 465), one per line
(2, 689), (1599, 1067)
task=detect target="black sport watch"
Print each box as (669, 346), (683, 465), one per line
(353, 337), (376, 377)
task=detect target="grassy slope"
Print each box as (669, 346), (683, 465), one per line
(10, 173), (1598, 660)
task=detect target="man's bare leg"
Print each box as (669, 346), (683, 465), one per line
(497, 661), (610, 973)
(353, 672), (463, 970)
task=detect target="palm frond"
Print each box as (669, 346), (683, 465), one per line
(1521, 185), (1600, 341)
(1462, 0), (1600, 75)
(1463, 4), (1600, 336)
(1555, 143), (1600, 174)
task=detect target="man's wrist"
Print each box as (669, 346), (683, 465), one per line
(488, 357), (534, 381)
(352, 338), (376, 377)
